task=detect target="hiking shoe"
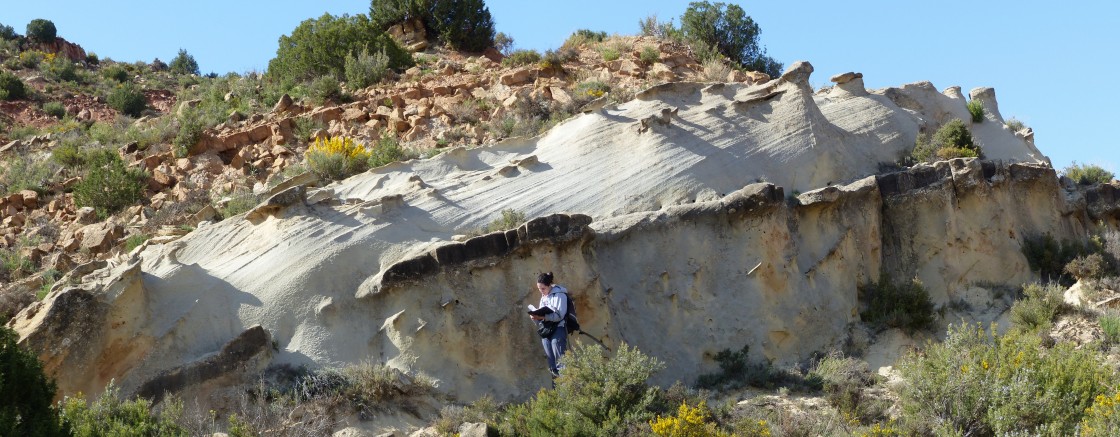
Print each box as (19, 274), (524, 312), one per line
(549, 369), (560, 378)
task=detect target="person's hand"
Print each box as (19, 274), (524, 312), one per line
(530, 314), (543, 321)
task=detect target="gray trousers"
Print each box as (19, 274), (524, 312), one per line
(541, 326), (568, 375)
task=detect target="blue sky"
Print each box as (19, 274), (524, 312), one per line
(3, 1), (1116, 173)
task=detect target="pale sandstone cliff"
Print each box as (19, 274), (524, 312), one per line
(11, 61), (1111, 405)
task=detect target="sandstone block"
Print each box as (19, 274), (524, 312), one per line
(500, 69), (533, 86)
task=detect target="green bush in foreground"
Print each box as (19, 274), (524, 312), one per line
(60, 383), (186, 436)
(0, 326), (64, 435)
(72, 150), (148, 218)
(1064, 162), (1115, 185)
(1021, 234), (1094, 285)
(860, 275), (936, 334)
(897, 323), (1111, 436)
(499, 343), (664, 436)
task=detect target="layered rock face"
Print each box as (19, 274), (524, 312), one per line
(11, 62), (1103, 403)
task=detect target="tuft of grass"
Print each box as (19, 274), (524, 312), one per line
(1009, 283), (1070, 333)
(562, 29), (607, 50)
(501, 49), (541, 67)
(481, 209), (525, 234)
(124, 234), (150, 252)
(967, 99), (984, 123)
(1005, 117), (1026, 132)
(1099, 311), (1120, 347)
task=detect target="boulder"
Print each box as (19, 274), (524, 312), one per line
(272, 94), (293, 113)
(75, 207), (98, 225)
(500, 68), (534, 86)
(830, 71), (862, 84)
(79, 221), (123, 254)
(19, 190), (38, 209)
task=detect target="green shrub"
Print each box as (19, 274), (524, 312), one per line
(59, 383), (186, 436)
(1009, 283), (1070, 332)
(499, 343), (664, 436)
(539, 49), (567, 70)
(859, 275), (936, 334)
(367, 132), (407, 168)
(101, 64), (129, 82)
(1005, 117), (1025, 132)
(42, 55), (79, 83)
(680, 2), (781, 78)
(25, 18), (56, 43)
(268, 13), (412, 84)
(0, 23), (16, 40)
(639, 46), (661, 65)
(344, 48), (391, 89)
(0, 237), (39, 282)
(696, 344), (815, 391)
(1065, 253), (1111, 282)
(501, 49), (541, 67)
(0, 155), (54, 195)
(72, 149), (147, 218)
(107, 83), (147, 117)
(0, 325), (64, 435)
(51, 139), (89, 168)
(290, 362), (435, 418)
(308, 75), (344, 105)
(811, 354), (884, 424)
(563, 29), (607, 49)
(432, 396), (501, 435)
(574, 81), (610, 100)
(215, 189), (259, 220)
(967, 99), (984, 123)
(0, 71), (27, 100)
(174, 109), (205, 157)
(897, 323), (1111, 436)
(910, 119), (981, 163)
(493, 32), (514, 55)
(124, 234), (150, 252)
(168, 48), (199, 76)
(599, 46), (621, 62)
(1064, 162), (1115, 185)
(42, 101), (66, 119)
(1021, 234), (1093, 285)
(480, 209), (524, 234)
(1099, 311), (1120, 347)
(370, 0), (495, 52)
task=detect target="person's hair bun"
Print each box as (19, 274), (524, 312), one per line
(537, 272), (554, 285)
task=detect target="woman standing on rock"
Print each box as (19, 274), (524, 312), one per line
(530, 272), (569, 377)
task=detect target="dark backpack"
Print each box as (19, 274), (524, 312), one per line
(564, 293), (580, 333)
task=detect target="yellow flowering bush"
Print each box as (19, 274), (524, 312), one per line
(897, 322), (1111, 436)
(305, 136), (370, 180)
(649, 402), (727, 437)
(1082, 391), (1120, 436)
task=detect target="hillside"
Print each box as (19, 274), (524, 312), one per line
(2, 10), (1120, 437)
